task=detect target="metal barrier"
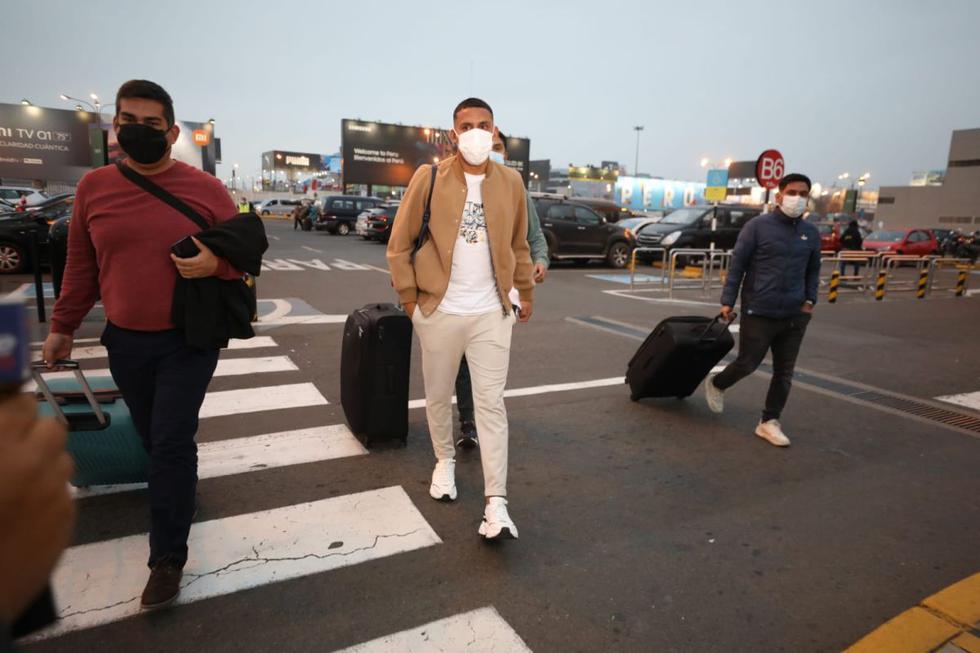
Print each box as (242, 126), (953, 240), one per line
(880, 255), (931, 295)
(667, 248), (732, 298)
(820, 252), (881, 298)
(927, 257), (973, 296)
(628, 247), (668, 292)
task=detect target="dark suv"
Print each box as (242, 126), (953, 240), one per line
(533, 197), (635, 268)
(634, 205), (762, 265)
(314, 195), (384, 235)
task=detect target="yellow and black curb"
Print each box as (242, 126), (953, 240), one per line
(845, 572), (980, 653)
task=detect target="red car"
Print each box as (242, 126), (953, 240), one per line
(815, 222), (842, 252)
(863, 228), (938, 256)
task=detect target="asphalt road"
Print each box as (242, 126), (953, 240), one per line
(16, 218), (980, 652)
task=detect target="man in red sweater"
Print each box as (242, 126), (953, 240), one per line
(43, 80), (240, 611)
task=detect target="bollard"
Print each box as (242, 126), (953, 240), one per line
(875, 270), (887, 301)
(955, 269), (967, 297)
(828, 270), (841, 303)
(916, 268), (929, 299)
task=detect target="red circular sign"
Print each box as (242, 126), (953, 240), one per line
(755, 149), (784, 189)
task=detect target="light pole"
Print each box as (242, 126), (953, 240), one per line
(633, 125), (644, 176)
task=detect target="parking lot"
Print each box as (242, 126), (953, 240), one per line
(6, 217), (977, 652)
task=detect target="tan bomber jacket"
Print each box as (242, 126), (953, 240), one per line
(386, 155), (534, 317)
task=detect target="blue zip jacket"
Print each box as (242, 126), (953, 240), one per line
(721, 210), (822, 318)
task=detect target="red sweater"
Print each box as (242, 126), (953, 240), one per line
(51, 161), (239, 335)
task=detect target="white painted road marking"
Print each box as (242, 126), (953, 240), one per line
(200, 382), (328, 418)
(334, 606), (532, 653)
(30, 337), (279, 360)
(935, 391), (980, 412)
(408, 377), (624, 409)
(302, 245), (323, 253)
(28, 355), (299, 389)
(33, 487), (441, 641)
(73, 425), (367, 498)
(258, 314), (348, 326)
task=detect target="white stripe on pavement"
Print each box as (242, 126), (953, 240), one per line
(27, 355), (299, 390)
(258, 314), (348, 326)
(200, 382), (328, 418)
(407, 377), (624, 410)
(334, 607), (532, 653)
(35, 487), (440, 641)
(30, 337), (278, 358)
(73, 425), (367, 499)
(935, 391), (980, 412)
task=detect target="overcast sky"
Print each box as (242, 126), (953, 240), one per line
(3, 0), (979, 189)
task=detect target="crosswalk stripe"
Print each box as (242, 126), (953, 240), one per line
(200, 382), (328, 418)
(72, 424), (367, 499)
(935, 391), (980, 411)
(333, 606), (532, 653)
(28, 356), (299, 389)
(407, 377), (624, 409)
(32, 486), (441, 641)
(258, 314), (348, 326)
(30, 336), (278, 351)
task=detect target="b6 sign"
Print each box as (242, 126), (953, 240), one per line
(755, 149), (784, 189)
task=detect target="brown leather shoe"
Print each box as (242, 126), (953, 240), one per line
(141, 557), (182, 611)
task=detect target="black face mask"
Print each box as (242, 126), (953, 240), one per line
(117, 123), (170, 165)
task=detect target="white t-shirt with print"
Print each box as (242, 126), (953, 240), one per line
(438, 173), (501, 315)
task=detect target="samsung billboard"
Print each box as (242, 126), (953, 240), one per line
(0, 103), (96, 182)
(341, 119), (530, 187)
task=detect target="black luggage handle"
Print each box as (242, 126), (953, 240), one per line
(31, 360), (108, 427)
(697, 312), (736, 342)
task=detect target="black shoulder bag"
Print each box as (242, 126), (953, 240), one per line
(409, 163), (438, 262)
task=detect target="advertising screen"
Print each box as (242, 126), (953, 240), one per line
(342, 119), (530, 187)
(0, 103), (95, 182)
(615, 176), (707, 210)
(107, 119), (217, 175)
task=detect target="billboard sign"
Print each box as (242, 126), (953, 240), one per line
(106, 119), (217, 175)
(341, 119), (530, 187)
(0, 103), (95, 182)
(615, 176), (707, 210)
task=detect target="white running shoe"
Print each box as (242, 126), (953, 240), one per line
(429, 459), (457, 501)
(704, 373), (725, 414)
(478, 497), (518, 540)
(755, 420), (791, 447)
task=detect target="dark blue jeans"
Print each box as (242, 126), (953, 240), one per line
(101, 322), (219, 568)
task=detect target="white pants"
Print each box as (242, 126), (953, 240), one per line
(412, 309), (515, 496)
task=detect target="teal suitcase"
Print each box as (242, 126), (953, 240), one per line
(33, 361), (149, 487)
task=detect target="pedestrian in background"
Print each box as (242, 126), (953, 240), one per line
(840, 219), (864, 278)
(387, 98), (534, 540)
(704, 173), (821, 447)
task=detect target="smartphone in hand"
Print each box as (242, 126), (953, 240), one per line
(170, 236), (200, 259)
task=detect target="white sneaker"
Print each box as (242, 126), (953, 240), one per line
(478, 497), (518, 540)
(704, 374), (725, 414)
(755, 420), (791, 447)
(429, 459), (457, 501)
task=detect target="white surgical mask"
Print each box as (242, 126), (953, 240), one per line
(489, 150), (505, 164)
(780, 195), (807, 218)
(455, 128), (493, 165)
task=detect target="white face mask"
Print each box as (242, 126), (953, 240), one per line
(455, 128), (493, 165)
(780, 195), (807, 218)
(489, 150), (505, 164)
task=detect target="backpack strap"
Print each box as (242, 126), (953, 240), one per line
(115, 161), (209, 230)
(409, 163), (438, 262)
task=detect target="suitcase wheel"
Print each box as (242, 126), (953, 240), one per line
(630, 393), (639, 402)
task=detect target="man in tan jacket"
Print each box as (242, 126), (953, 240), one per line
(387, 97), (533, 541)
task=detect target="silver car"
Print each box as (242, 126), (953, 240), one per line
(256, 198), (301, 217)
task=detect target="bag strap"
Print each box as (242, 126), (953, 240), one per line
(409, 164), (438, 262)
(115, 161), (209, 231)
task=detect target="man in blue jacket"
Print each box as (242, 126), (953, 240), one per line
(705, 173), (821, 447)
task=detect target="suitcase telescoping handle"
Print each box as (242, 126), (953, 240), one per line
(698, 312), (737, 342)
(31, 360), (108, 427)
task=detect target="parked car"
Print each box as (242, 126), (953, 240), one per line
(634, 205), (762, 265)
(616, 216), (663, 239)
(565, 197), (634, 224)
(361, 204), (400, 242)
(314, 195), (385, 235)
(815, 222), (842, 252)
(0, 210), (53, 274)
(532, 197), (636, 268)
(0, 186), (49, 206)
(863, 228), (938, 256)
(256, 198), (302, 217)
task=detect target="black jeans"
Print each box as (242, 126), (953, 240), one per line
(713, 313), (811, 422)
(454, 355), (475, 424)
(101, 322), (220, 568)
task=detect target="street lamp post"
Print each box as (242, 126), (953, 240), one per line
(632, 125), (644, 176)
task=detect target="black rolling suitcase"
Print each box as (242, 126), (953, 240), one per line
(626, 314), (735, 401)
(341, 303), (413, 447)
